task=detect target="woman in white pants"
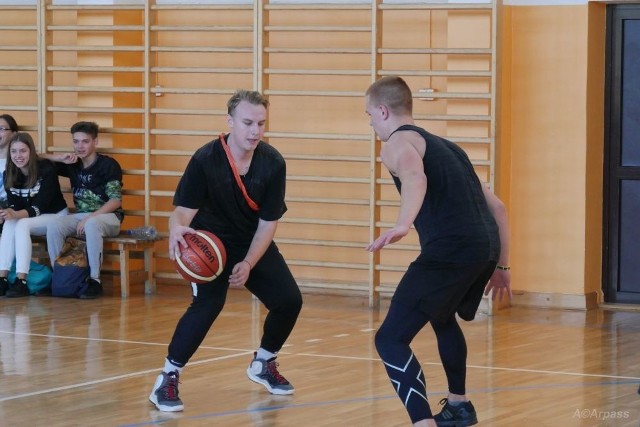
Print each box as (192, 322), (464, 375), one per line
(0, 132), (68, 297)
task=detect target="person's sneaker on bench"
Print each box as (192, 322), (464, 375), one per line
(80, 277), (103, 299)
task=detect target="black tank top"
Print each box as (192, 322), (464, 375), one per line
(390, 125), (500, 262)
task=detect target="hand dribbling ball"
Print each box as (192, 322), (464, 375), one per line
(173, 230), (227, 284)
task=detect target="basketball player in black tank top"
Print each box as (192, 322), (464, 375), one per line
(365, 76), (512, 427)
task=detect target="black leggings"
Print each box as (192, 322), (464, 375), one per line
(167, 242), (302, 366)
(375, 301), (467, 423)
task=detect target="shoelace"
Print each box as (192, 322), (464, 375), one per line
(266, 360), (288, 384)
(438, 398), (455, 419)
(161, 374), (180, 400)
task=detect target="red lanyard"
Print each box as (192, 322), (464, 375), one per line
(219, 133), (259, 212)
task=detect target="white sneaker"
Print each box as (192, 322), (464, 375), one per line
(246, 353), (294, 395)
(149, 371), (184, 412)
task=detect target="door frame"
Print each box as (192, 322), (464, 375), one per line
(603, 4), (640, 303)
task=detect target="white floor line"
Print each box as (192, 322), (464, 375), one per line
(0, 330), (253, 352)
(291, 352), (640, 381)
(0, 351), (253, 403)
(1, 332), (638, 404)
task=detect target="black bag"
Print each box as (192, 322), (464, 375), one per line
(51, 237), (90, 298)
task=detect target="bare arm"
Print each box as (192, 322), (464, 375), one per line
(76, 198), (122, 235)
(39, 152), (78, 164)
(367, 135), (427, 252)
(229, 219), (278, 288)
(482, 185), (512, 301)
(91, 198), (121, 216)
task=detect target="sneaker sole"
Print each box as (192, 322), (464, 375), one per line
(435, 418), (478, 427)
(6, 293), (30, 298)
(148, 393), (184, 412)
(246, 368), (295, 395)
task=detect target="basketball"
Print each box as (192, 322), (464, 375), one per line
(173, 230), (227, 284)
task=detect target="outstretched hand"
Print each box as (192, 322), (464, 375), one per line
(484, 268), (512, 302)
(367, 225), (410, 252)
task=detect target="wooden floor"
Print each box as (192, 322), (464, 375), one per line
(1, 285), (639, 427)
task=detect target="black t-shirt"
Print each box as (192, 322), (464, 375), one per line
(173, 134), (287, 246)
(55, 154), (124, 222)
(391, 125), (500, 263)
(6, 159), (67, 217)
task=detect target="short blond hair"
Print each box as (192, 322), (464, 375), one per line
(227, 90), (269, 115)
(366, 76), (413, 115)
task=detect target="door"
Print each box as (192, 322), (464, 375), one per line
(604, 4), (640, 304)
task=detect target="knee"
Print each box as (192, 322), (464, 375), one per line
(189, 293), (225, 321)
(83, 217), (102, 236)
(280, 290), (303, 315)
(374, 326), (394, 359)
(46, 220), (63, 238)
(15, 220), (30, 235)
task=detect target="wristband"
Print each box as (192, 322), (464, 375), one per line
(496, 265), (510, 271)
(242, 259), (252, 269)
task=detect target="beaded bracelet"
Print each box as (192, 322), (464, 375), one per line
(496, 265), (510, 271)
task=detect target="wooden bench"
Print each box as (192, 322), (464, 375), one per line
(32, 234), (160, 298)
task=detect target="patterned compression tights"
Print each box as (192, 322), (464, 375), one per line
(375, 301), (468, 424)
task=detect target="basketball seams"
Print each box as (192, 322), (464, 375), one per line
(175, 253), (214, 282)
(173, 230), (227, 284)
(186, 235), (217, 279)
(195, 231), (225, 277)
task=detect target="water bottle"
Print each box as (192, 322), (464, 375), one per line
(126, 226), (158, 240)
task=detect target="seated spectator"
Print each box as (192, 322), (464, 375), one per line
(44, 121), (124, 299)
(0, 114), (19, 216)
(0, 132), (68, 297)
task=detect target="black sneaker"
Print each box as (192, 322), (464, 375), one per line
(79, 278), (103, 299)
(6, 278), (29, 298)
(434, 398), (478, 427)
(149, 371), (184, 412)
(0, 277), (8, 296)
(246, 352), (294, 395)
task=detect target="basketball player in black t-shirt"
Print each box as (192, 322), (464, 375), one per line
(365, 76), (512, 427)
(149, 90), (302, 412)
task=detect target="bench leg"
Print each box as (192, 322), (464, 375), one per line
(144, 246), (156, 295)
(119, 243), (130, 298)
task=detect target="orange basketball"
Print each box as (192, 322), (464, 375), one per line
(173, 230), (227, 284)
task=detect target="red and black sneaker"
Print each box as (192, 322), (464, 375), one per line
(149, 371), (184, 412)
(246, 352), (294, 395)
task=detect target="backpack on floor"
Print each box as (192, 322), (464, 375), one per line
(8, 260), (53, 294)
(51, 237), (90, 298)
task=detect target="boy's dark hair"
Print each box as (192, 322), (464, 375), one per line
(70, 121), (99, 139)
(0, 114), (19, 132)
